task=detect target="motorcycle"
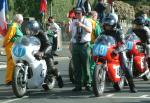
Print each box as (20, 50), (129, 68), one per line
(11, 36), (58, 98)
(126, 33), (150, 80)
(92, 35), (125, 97)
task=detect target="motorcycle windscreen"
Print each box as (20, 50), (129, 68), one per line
(126, 33), (141, 51)
(12, 36), (41, 58)
(93, 35), (116, 57)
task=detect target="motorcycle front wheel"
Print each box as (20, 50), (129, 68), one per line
(12, 66), (27, 98)
(92, 64), (106, 97)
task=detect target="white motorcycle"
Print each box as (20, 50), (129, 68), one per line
(12, 36), (56, 98)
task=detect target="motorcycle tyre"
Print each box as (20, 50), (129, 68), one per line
(113, 76), (125, 91)
(92, 64), (106, 97)
(12, 66), (27, 98)
(142, 72), (150, 81)
(43, 76), (56, 91)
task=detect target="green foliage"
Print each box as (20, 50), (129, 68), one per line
(7, 0), (96, 23)
(14, 0), (41, 21)
(9, 0), (149, 23)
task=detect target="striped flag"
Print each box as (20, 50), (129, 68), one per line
(0, 0), (8, 37)
(40, 0), (47, 15)
(76, 0), (83, 8)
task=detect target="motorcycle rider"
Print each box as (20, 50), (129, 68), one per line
(105, 13), (122, 30)
(100, 13), (137, 93)
(127, 16), (150, 69)
(25, 20), (63, 88)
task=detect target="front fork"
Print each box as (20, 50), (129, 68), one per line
(129, 55), (133, 77)
(16, 62), (28, 84)
(23, 65), (28, 83)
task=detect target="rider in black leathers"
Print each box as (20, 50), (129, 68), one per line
(25, 20), (63, 88)
(128, 16), (150, 69)
(101, 13), (137, 93)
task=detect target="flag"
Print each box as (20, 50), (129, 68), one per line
(108, 0), (113, 5)
(0, 0), (8, 37)
(40, 0), (47, 15)
(76, 0), (83, 8)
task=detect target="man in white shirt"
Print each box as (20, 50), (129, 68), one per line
(68, 7), (92, 91)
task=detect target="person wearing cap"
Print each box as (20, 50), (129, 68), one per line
(3, 14), (24, 85)
(94, 0), (106, 23)
(47, 16), (61, 56)
(67, 7), (92, 91)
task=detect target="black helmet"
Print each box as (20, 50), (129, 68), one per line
(25, 20), (41, 35)
(133, 16), (145, 26)
(102, 17), (116, 28)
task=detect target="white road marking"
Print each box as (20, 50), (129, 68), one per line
(1, 96), (28, 103)
(139, 95), (149, 98)
(0, 65), (6, 69)
(99, 96), (150, 99)
(55, 57), (69, 60)
(105, 94), (114, 97)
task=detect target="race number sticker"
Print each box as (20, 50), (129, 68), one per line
(113, 65), (120, 78)
(13, 44), (26, 57)
(140, 57), (145, 69)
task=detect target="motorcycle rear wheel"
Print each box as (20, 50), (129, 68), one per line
(92, 64), (106, 97)
(42, 76), (56, 90)
(142, 60), (150, 81)
(142, 72), (150, 81)
(12, 66), (27, 98)
(113, 68), (125, 91)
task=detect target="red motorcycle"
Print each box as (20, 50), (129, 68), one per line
(126, 33), (150, 80)
(92, 35), (125, 97)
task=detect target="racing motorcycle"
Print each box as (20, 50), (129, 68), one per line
(126, 33), (150, 80)
(92, 35), (125, 97)
(11, 36), (58, 98)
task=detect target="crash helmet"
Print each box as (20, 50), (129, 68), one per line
(133, 16), (145, 26)
(25, 20), (41, 35)
(102, 16), (117, 29)
(105, 13), (118, 23)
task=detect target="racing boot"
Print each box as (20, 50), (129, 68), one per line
(51, 68), (64, 88)
(124, 69), (137, 93)
(128, 78), (137, 93)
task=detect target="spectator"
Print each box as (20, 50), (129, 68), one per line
(47, 16), (61, 56)
(67, 7), (92, 91)
(67, 7), (76, 20)
(3, 14), (24, 85)
(87, 11), (102, 78)
(94, 0), (106, 23)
